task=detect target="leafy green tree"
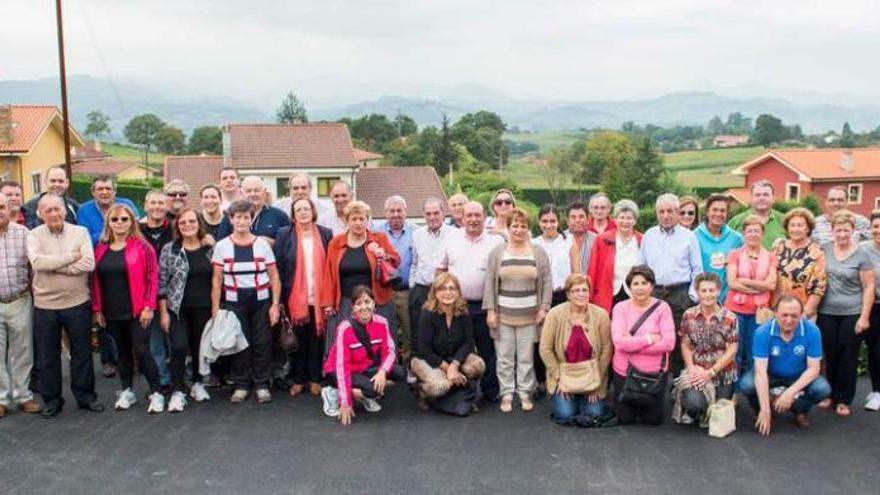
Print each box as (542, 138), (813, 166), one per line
(752, 114), (786, 147)
(577, 131), (634, 185)
(451, 111), (507, 169)
(706, 115), (725, 136)
(155, 126), (186, 155)
(276, 91), (308, 123)
(726, 112), (753, 134)
(393, 113), (418, 137)
(542, 148), (576, 204)
(840, 122), (855, 148)
(85, 110), (111, 138)
(188, 126), (223, 155)
(124, 113), (166, 165)
(343, 114), (398, 149)
(435, 114), (454, 178)
(624, 137), (667, 206)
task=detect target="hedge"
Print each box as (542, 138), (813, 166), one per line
(70, 177), (155, 207)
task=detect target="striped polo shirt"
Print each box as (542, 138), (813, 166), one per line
(497, 251), (538, 326)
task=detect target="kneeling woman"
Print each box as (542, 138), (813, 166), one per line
(411, 273), (485, 412)
(540, 273), (612, 425)
(322, 286), (406, 425)
(610, 265), (676, 425)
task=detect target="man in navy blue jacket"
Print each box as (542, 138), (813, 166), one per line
(216, 176), (289, 245)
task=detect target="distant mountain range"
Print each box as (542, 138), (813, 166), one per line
(2, 76), (878, 137)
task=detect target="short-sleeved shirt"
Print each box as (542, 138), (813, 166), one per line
(819, 243), (874, 315)
(860, 241), (880, 299)
(680, 305), (739, 385)
(753, 318), (822, 380)
(440, 229), (505, 302)
(212, 237), (276, 306)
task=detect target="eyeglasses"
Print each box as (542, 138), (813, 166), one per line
(680, 210), (696, 217)
(109, 216), (131, 223)
(178, 219), (199, 226)
(568, 287), (589, 294)
(494, 199), (513, 206)
(438, 285), (458, 292)
(168, 192), (188, 198)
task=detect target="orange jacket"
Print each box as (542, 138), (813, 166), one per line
(320, 231), (400, 309)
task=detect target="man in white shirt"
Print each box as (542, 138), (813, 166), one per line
(317, 180), (352, 236)
(409, 198), (452, 348)
(438, 201), (504, 401)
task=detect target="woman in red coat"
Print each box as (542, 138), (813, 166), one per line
(588, 199), (643, 314)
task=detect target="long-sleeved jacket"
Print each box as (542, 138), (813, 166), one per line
(92, 237), (159, 318)
(158, 240), (214, 315)
(23, 193), (79, 229)
(322, 315), (396, 408)
(539, 301), (613, 398)
(482, 243), (553, 316)
(273, 224), (334, 304)
(587, 231), (643, 313)
(319, 231), (400, 309)
(610, 298), (676, 377)
(415, 310), (475, 367)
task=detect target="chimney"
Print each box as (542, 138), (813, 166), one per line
(0, 106), (12, 145)
(841, 150), (854, 172)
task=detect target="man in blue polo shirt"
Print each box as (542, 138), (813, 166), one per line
(739, 295), (831, 435)
(216, 176), (289, 245)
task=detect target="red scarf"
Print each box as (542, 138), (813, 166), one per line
(287, 224), (327, 335)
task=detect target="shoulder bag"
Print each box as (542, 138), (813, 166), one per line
(617, 300), (668, 405)
(275, 305), (299, 352)
(708, 399), (737, 438)
(558, 324), (601, 394)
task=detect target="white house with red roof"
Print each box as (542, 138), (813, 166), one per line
(728, 148), (880, 215)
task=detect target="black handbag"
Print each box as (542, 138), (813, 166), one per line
(617, 301), (668, 404)
(276, 305), (299, 352)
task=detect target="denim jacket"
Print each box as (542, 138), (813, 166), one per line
(159, 241), (213, 315)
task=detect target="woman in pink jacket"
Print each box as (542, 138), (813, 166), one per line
(321, 286), (406, 425)
(92, 204), (164, 414)
(610, 265), (676, 425)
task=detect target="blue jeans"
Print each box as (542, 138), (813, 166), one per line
(551, 392), (607, 422)
(738, 368), (831, 414)
(150, 319), (171, 387)
(735, 312), (758, 373)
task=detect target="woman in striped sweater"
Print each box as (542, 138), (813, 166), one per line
(484, 208), (553, 413)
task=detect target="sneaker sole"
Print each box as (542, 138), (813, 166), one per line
(321, 389), (339, 417)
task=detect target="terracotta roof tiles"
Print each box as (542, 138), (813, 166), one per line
(356, 166), (447, 216)
(227, 123), (357, 169)
(164, 155), (224, 208)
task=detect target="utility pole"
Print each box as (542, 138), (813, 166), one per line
(55, 0), (73, 179)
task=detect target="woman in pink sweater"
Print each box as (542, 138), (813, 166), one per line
(321, 286), (406, 425)
(610, 265), (676, 425)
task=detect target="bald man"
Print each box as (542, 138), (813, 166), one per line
(216, 176), (290, 244)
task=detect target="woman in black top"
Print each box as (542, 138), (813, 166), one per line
(159, 208), (215, 412)
(411, 273), (485, 411)
(199, 184), (224, 239)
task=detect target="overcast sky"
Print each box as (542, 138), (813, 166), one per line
(4, 0), (879, 106)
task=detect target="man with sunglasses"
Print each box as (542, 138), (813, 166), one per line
(164, 180), (190, 222)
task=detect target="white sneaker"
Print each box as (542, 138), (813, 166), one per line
(114, 388), (137, 411)
(167, 391), (187, 413)
(256, 388), (273, 404)
(147, 392), (165, 414)
(190, 383), (211, 402)
(230, 389), (248, 404)
(321, 386), (340, 417)
(359, 397), (382, 413)
(865, 391), (880, 411)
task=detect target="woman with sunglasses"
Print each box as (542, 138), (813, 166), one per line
(159, 208), (215, 412)
(678, 196), (699, 230)
(92, 204), (164, 413)
(486, 189), (516, 239)
(199, 184), (224, 239)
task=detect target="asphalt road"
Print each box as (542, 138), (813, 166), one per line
(1, 361), (878, 495)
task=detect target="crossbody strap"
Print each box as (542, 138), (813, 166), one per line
(626, 300), (666, 371)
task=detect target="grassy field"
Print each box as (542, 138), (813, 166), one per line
(502, 129), (763, 190)
(102, 142), (167, 169)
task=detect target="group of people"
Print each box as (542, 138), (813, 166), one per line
(1, 167), (878, 437)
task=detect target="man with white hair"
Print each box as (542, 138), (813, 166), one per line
(216, 176), (290, 244)
(586, 193), (616, 235)
(163, 179), (191, 221)
(0, 193), (42, 417)
(812, 185), (871, 244)
(409, 198), (452, 337)
(28, 194), (104, 417)
(438, 201), (505, 401)
(641, 193), (704, 338)
(374, 195), (416, 362)
(23, 166), (79, 229)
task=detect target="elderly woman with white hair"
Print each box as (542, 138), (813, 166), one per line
(587, 199), (644, 314)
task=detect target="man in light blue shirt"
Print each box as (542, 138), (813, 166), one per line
(641, 193), (704, 373)
(373, 195), (415, 362)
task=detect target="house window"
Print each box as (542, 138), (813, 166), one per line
(276, 178), (289, 199)
(786, 183), (800, 202)
(317, 177), (341, 197)
(31, 173), (42, 195)
(874, 197), (880, 211)
(847, 184), (863, 204)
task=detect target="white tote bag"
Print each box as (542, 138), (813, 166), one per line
(707, 399), (736, 438)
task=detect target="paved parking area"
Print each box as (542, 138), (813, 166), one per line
(1, 361), (878, 495)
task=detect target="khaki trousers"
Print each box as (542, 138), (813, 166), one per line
(494, 323), (536, 398)
(0, 294), (34, 406)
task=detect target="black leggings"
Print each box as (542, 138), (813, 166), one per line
(169, 306), (212, 392)
(864, 304), (880, 393)
(327, 365), (407, 399)
(681, 383), (734, 419)
(291, 307), (324, 385)
(611, 372), (665, 425)
(817, 313), (860, 405)
(107, 318), (160, 393)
